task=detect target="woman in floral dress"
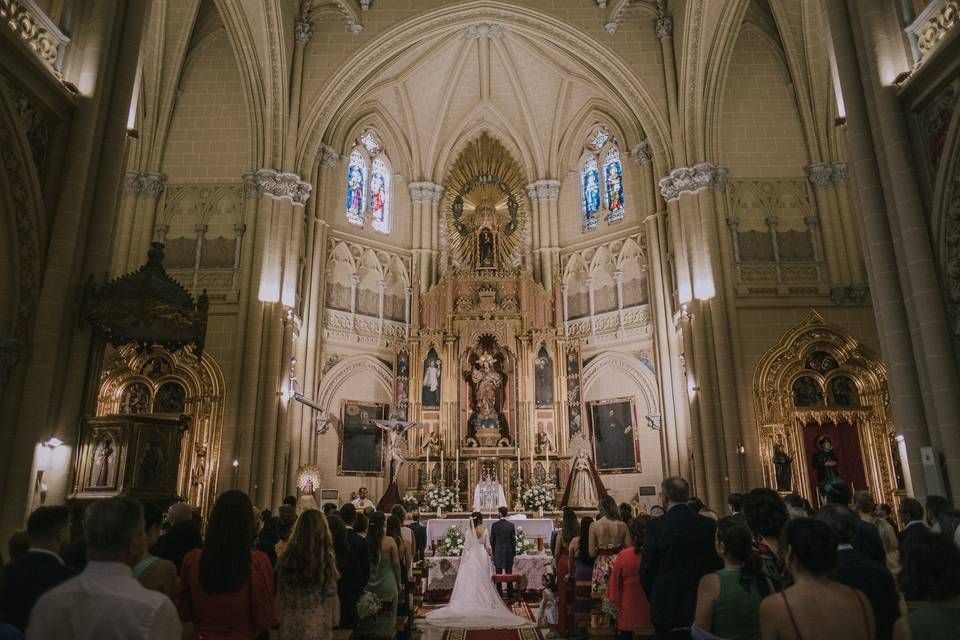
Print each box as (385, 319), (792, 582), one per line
(589, 496), (630, 627)
(275, 509), (341, 639)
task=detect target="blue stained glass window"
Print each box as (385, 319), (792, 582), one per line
(369, 156), (390, 233)
(582, 157), (601, 230)
(346, 150), (366, 226)
(603, 148), (625, 223)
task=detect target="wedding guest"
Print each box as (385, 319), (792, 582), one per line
(178, 490), (279, 639)
(590, 495), (630, 626)
(728, 493), (744, 518)
(925, 496), (949, 533)
(693, 517), (771, 640)
(893, 530), (960, 640)
(360, 513), (401, 636)
(554, 507), (578, 636)
(275, 510), (340, 640)
(537, 572), (559, 634)
(569, 516), (595, 631)
(619, 503), (634, 525)
(26, 498), (181, 639)
(938, 510), (960, 548)
(322, 503), (338, 517)
(758, 518), (874, 640)
(742, 488), (790, 591)
(817, 504), (899, 640)
(608, 517), (651, 639)
(783, 494), (808, 520)
(853, 491), (899, 572)
(688, 497), (707, 514)
(390, 505), (415, 579)
(132, 503), (177, 601)
(354, 512), (369, 537)
(898, 498), (926, 548)
(275, 510), (297, 559)
(822, 478), (885, 565)
(152, 502), (201, 572)
(649, 505), (665, 518)
(5, 533), (29, 564)
(296, 494), (320, 516)
(407, 512), (427, 560)
(641, 477), (721, 640)
(255, 516), (280, 566)
(337, 504), (370, 629)
(1, 506), (76, 632)
(388, 514), (413, 637)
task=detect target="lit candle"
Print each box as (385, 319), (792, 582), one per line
(545, 431), (550, 466)
(516, 445), (521, 477)
(440, 444), (445, 483)
(426, 427), (430, 476)
(455, 440), (460, 482)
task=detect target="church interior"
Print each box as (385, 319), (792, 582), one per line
(1, 0), (959, 560)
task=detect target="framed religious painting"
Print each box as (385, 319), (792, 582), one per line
(338, 400), (388, 476)
(588, 397), (641, 473)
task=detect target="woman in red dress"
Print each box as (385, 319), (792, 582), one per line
(554, 507), (579, 636)
(607, 517), (651, 640)
(178, 490), (280, 639)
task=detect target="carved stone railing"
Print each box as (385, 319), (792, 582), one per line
(565, 305), (651, 342)
(0, 0), (70, 76)
(907, 0), (959, 64)
(323, 308), (408, 346)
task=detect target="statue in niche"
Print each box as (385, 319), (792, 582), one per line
(422, 349), (441, 408)
(90, 436), (115, 488)
(139, 438), (164, 488)
(792, 376), (823, 407)
(772, 441), (793, 492)
(478, 228), (495, 269)
(812, 435), (840, 492)
(469, 352), (503, 427)
(534, 346), (554, 408)
(120, 382), (150, 414)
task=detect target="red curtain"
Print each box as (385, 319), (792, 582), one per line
(800, 417), (867, 507)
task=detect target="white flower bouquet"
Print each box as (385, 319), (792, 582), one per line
(424, 483), (456, 511)
(356, 590), (382, 619)
(436, 525), (466, 556)
(521, 482), (554, 511)
(401, 492), (419, 512)
(515, 526), (537, 555)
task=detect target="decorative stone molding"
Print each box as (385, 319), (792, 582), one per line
(464, 23), (503, 39)
(319, 143), (338, 168)
(533, 179), (561, 201)
(596, 0), (608, 8)
(295, 18), (312, 43)
(907, 0), (959, 62)
(360, 0), (372, 10)
(123, 171), (167, 199)
(0, 0), (70, 75)
(409, 181), (443, 203)
(631, 141), (653, 166)
(243, 169), (311, 205)
(655, 15), (673, 40)
(349, 23), (364, 35)
(658, 162), (727, 202)
(831, 162), (848, 188)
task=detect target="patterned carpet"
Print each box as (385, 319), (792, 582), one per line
(415, 602), (544, 640)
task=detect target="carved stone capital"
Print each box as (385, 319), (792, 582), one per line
(194, 223), (208, 235)
(596, 0), (608, 8)
(246, 169), (312, 205)
(804, 162), (834, 190)
(525, 184), (538, 203)
(409, 181), (442, 203)
(534, 179), (561, 201)
(464, 23), (503, 39)
(831, 161), (848, 188)
(295, 18), (312, 43)
(234, 223), (247, 237)
(765, 216), (779, 228)
(123, 171), (166, 199)
(803, 215), (819, 227)
(658, 162), (727, 202)
(152, 224), (170, 244)
(632, 141), (653, 166)
(656, 15), (673, 40)
(319, 143), (338, 168)
(726, 217), (739, 230)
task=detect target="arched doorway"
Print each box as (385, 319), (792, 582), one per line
(753, 311), (902, 508)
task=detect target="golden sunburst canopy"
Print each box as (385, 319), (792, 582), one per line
(443, 133), (528, 271)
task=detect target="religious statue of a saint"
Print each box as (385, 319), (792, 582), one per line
(565, 448), (600, 509)
(422, 352), (441, 408)
(478, 228), (495, 268)
(812, 435), (840, 491)
(469, 353), (503, 426)
(90, 436), (114, 487)
(772, 442), (793, 492)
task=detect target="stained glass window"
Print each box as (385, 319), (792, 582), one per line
(590, 127), (609, 151)
(360, 131), (381, 155)
(582, 156), (601, 230)
(346, 149), (366, 226)
(603, 147), (625, 223)
(369, 156), (390, 233)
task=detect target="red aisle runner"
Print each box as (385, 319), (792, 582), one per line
(438, 604), (544, 640)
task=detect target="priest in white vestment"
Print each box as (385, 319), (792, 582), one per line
(473, 475), (507, 512)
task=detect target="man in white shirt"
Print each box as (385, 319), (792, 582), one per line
(351, 486), (375, 511)
(27, 497), (182, 640)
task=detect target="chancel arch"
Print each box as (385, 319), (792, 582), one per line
(753, 311), (901, 509)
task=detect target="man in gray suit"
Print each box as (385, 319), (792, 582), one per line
(489, 506), (516, 598)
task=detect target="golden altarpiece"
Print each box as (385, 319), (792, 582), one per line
(399, 135), (581, 508)
(753, 311), (904, 510)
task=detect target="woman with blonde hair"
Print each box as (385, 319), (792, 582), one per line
(275, 510), (341, 639)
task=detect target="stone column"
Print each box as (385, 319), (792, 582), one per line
(349, 274), (359, 333)
(232, 223), (246, 291)
(804, 215), (826, 290)
(830, 162), (867, 287)
(805, 162), (850, 296)
(655, 13), (683, 153)
(534, 180), (561, 292)
(429, 184), (443, 284)
(192, 223), (207, 296)
(527, 184), (542, 283)
(614, 270), (625, 328)
(561, 284), (570, 336)
(765, 216), (786, 294)
(586, 277), (597, 336)
(726, 217), (742, 287)
(404, 287), (412, 339)
(122, 172), (166, 272)
(377, 279), (386, 337)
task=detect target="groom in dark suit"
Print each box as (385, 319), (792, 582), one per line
(490, 506), (517, 598)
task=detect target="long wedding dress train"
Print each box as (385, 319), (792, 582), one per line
(424, 523), (532, 629)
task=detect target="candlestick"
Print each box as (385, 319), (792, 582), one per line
(426, 427), (430, 471)
(455, 441), (460, 482)
(440, 445), (444, 483)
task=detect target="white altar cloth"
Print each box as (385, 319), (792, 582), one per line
(425, 517), (556, 544)
(425, 553), (554, 596)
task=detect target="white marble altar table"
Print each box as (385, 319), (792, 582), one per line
(425, 517), (556, 545)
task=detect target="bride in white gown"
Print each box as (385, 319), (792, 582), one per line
(425, 513), (532, 629)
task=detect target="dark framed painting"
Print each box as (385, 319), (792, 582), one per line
(588, 397), (640, 473)
(338, 400), (388, 476)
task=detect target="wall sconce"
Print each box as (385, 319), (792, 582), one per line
(736, 442), (746, 455)
(232, 459), (240, 468)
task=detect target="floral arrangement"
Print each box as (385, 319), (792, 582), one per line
(401, 492), (419, 512)
(424, 483), (456, 511)
(356, 590), (382, 620)
(436, 525), (466, 556)
(521, 482), (554, 511)
(515, 526), (537, 555)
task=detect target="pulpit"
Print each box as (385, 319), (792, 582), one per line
(72, 414), (189, 504)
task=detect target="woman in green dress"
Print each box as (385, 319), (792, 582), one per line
(359, 512), (401, 636)
(893, 530), (960, 640)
